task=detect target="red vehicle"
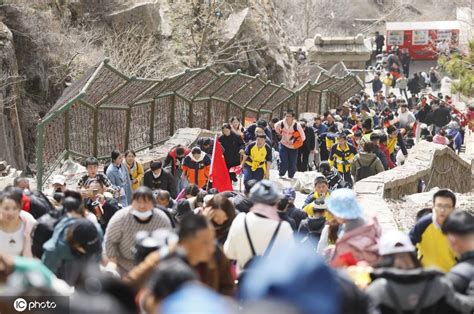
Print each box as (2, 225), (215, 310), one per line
(385, 21), (460, 60)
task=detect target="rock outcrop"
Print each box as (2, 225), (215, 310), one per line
(0, 21), (25, 170)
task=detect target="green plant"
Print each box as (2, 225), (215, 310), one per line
(438, 40), (474, 97)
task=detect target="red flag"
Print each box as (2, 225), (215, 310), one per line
(210, 135), (233, 192)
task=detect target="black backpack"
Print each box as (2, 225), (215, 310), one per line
(31, 208), (64, 258)
(355, 157), (377, 182)
(27, 191), (55, 219)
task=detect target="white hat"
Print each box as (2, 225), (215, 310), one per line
(378, 230), (415, 256)
(52, 174), (66, 186)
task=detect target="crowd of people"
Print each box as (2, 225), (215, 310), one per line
(0, 64), (472, 313)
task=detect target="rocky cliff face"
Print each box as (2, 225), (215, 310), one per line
(0, 21), (25, 170)
(0, 0), (298, 171)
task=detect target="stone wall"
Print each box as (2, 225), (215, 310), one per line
(355, 141), (472, 200)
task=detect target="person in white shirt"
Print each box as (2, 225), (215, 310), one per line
(224, 180), (294, 272)
(0, 188), (37, 257)
(397, 102), (416, 131)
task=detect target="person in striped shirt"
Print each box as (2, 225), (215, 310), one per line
(104, 186), (172, 275)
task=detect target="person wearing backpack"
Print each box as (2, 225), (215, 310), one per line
(42, 191), (103, 286)
(298, 200), (328, 248)
(274, 109), (306, 179)
(328, 132), (357, 186)
(350, 142), (384, 182)
(223, 180), (294, 274)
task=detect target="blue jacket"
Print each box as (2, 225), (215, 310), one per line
(42, 216), (103, 277)
(106, 162), (133, 205)
(312, 123), (328, 136)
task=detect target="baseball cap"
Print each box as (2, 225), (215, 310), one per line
(70, 219), (102, 255)
(326, 188), (363, 220)
(378, 230), (415, 256)
(52, 174), (66, 185)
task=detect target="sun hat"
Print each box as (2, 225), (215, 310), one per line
(378, 230), (415, 256)
(326, 188), (363, 220)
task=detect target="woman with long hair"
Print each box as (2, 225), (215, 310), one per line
(202, 194), (236, 245)
(0, 188), (37, 257)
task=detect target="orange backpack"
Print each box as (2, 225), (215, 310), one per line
(291, 123), (304, 149)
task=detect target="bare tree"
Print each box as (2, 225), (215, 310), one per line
(100, 25), (173, 78)
(187, 0), (264, 68)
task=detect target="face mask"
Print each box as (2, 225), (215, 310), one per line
(131, 209), (152, 220)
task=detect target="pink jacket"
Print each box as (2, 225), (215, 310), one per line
(275, 120), (306, 149)
(332, 216), (381, 266)
(19, 210), (37, 257)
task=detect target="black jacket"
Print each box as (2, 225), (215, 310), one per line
(301, 127), (316, 152)
(407, 77), (421, 94)
(367, 267), (473, 314)
(286, 204), (307, 229)
(278, 211), (297, 231)
(219, 133), (244, 168)
(375, 147), (388, 170)
(416, 104), (432, 124)
(143, 169), (177, 198)
(447, 250), (474, 296)
(432, 106), (451, 128)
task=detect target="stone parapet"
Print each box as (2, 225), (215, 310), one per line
(356, 141), (472, 200)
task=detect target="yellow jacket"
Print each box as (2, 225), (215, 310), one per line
(126, 161), (144, 191)
(408, 214), (456, 272)
(329, 144), (357, 174)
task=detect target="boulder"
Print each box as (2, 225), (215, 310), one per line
(105, 2), (162, 35)
(222, 8), (249, 41)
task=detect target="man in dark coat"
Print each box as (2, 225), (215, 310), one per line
(407, 73), (422, 97)
(143, 161), (177, 198)
(297, 120), (316, 172)
(432, 101), (451, 134)
(219, 123), (245, 181)
(400, 50), (411, 77)
(375, 31), (385, 55)
(442, 211), (474, 296)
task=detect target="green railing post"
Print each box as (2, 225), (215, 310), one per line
(150, 100), (156, 147)
(170, 93), (176, 135)
(124, 107), (131, 150)
(207, 99), (212, 130)
(36, 121), (45, 191)
(225, 101), (230, 125)
(92, 109), (99, 157)
(188, 99), (193, 128)
(64, 110), (70, 159)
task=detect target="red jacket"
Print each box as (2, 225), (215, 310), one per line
(164, 146), (190, 176)
(380, 143), (396, 169)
